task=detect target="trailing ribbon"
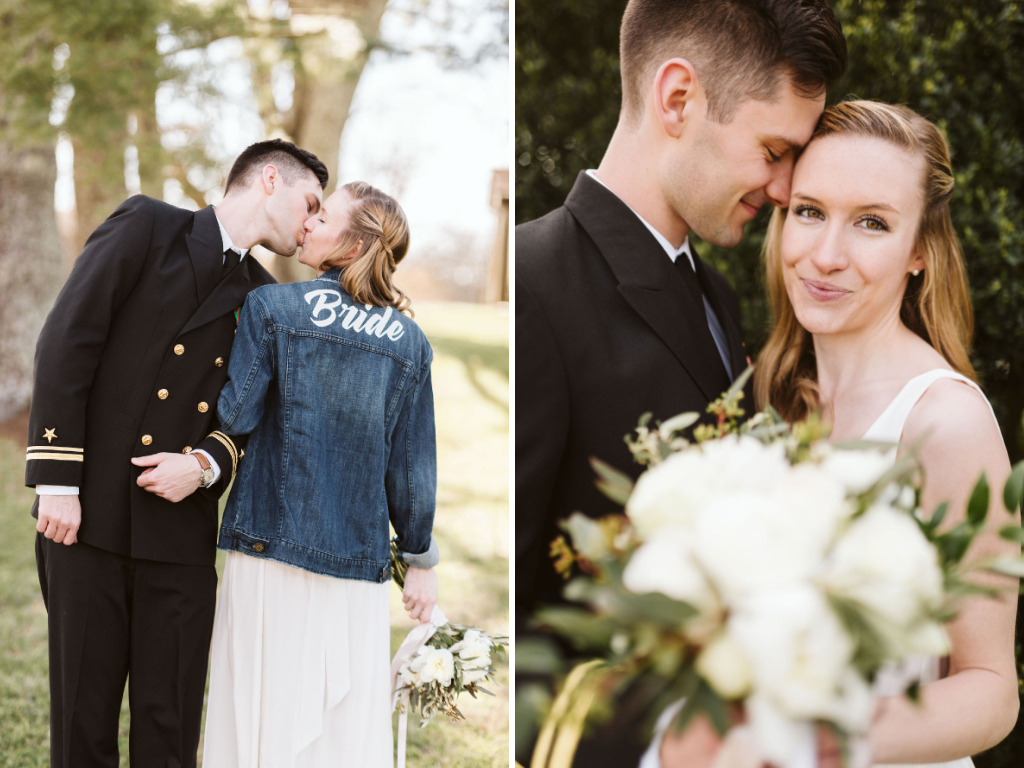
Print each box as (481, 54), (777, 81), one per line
(390, 605), (448, 768)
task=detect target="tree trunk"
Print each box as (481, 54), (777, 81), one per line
(0, 138), (65, 421)
(261, 0), (390, 283)
(71, 133), (128, 259)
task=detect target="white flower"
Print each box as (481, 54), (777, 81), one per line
(820, 448), (893, 495)
(398, 662), (419, 687)
(461, 667), (490, 684)
(822, 504), (944, 654)
(450, 630), (493, 666)
(746, 694), (817, 767)
(409, 646), (455, 687)
(729, 586), (855, 722)
(695, 630), (752, 699)
(622, 528), (720, 618)
(626, 436), (790, 540)
(562, 513), (613, 562)
(692, 489), (832, 601)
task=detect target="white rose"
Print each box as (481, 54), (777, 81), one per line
(622, 528), (721, 619)
(409, 646), (455, 687)
(746, 694), (817, 768)
(626, 436), (790, 540)
(695, 630), (752, 699)
(730, 586), (854, 721)
(692, 490), (832, 601)
(823, 504), (944, 652)
(821, 448), (893, 495)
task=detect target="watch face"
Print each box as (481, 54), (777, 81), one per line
(202, 468), (216, 486)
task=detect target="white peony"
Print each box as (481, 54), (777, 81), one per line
(408, 646), (455, 687)
(692, 489), (832, 601)
(398, 662), (419, 687)
(626, 436), (790, 540)
(820, 448), (894, 495)
(695, 630), (752, 699)
(822, 504), (945, 651)
(621, 528), (721, 619)
(729, 586), (855, 722)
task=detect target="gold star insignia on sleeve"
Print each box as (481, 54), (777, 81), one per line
(43, 428), (57, 444)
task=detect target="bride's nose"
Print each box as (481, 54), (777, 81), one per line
(809, 223), (849, 274)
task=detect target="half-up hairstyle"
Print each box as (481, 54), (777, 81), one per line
(754, 100), (975, 422)
(321, 181), (413, 316)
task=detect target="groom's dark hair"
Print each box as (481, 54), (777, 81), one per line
(225, 138), (329, 193)
(620, 0), (847, 124)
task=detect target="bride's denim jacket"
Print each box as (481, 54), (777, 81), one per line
(215, 269), (439, 583)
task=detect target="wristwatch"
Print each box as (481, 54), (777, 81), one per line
(193, 452), (216, 488)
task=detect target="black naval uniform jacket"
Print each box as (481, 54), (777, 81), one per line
(516, 172), (751, 626)
(25, 194), (275, 567)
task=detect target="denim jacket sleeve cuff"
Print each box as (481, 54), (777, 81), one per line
(397, 535), (440, 569)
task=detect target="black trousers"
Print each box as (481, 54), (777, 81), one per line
(36, 534), (217, 768)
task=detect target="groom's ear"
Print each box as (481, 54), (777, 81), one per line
(261, 164), (280, 196)
(652, 58), (704, 140)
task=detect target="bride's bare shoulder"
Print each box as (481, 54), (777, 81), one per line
(903, 376), (1005, 463)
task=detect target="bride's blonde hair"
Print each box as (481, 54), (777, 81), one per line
(754, 100), (975, 421)
(320, 181), (413, 316)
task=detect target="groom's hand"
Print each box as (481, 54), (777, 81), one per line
(402, 567), (438, 624)
(659, 715), (725, 768)
(37, 494), (81, 545)
(132, 453), (203, 502)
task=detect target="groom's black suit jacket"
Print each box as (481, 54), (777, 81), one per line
(26, 195), (275, 566)
(516, 172), (750, 766)
(516, 171), (750, 621)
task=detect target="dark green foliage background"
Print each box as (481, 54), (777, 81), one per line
(516, 0), (1024, 762)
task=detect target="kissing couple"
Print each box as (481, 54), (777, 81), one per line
(516, 1), (1018, 766)
(28, 138), (440, 766)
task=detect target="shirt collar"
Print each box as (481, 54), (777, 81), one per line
(212, 208), (248, 260)
(585, 169), (695, 271)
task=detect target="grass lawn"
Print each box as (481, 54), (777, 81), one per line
(0, 301), (509, 768)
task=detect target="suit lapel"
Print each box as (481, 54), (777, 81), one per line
(178, 243), (256, 337)
(185, 206), (224, 306)
(564, 172), (731, 402)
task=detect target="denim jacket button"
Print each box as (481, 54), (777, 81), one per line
(253, 542), (265, 553)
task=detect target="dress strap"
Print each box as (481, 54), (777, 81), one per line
(862, 369), (996, 444)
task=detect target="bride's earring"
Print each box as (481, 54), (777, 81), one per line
(912, 269), (921, 276)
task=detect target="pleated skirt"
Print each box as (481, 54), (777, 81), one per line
(202, 552), (393, 768)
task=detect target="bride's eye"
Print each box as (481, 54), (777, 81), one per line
(794, 205), (823, 221)
(318, 218), (326, 224)
(858, 215), (889, 231)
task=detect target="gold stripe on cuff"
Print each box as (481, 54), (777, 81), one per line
(26, 454), (84, 462)
(207, 432), (238, 477)
(27, 446), (83, 453)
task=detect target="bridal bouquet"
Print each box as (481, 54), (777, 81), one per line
(389, 540), (509, 724)
(533, 370), (1024, 767)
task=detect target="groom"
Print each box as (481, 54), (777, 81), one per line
(516, 0), (847, 763)
(27, 139), (328, 767)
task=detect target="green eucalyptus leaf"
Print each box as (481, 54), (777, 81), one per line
(660, 412), (700, 435)
(532, 607), (618, 649)
(983, 557), (1024, 579)
(967, 472), (990, 525)
(589, 457), (635, 506)
(1004, 462), (1024, 514)
(929, 501), (949, 532)
(998, 525), (1024, 544)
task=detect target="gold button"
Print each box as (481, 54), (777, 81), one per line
(239, 449), (245, 458)
(253, 542), (265, 553)
(198, 402), (209, 413)
(174, 344), (184, 355)
(157, 389), (169, 400)
(214, 357), (225, 367)
(141, 435), (153, 446)
(183, 446), (192, 453)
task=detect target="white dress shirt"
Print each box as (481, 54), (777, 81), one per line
(37, 210), (244, 495)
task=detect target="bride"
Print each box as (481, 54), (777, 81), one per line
(656, 100), (1019, 766)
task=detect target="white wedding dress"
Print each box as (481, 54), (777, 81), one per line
(641, 369), (998, 768)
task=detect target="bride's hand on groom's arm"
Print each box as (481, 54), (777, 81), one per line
(402, 567), (438, 624)
(132, 453), (203, 502)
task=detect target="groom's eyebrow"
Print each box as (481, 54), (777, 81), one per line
(763, 134), (804, 153)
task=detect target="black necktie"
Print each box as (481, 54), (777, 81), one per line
(222, 248), (240, 276)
